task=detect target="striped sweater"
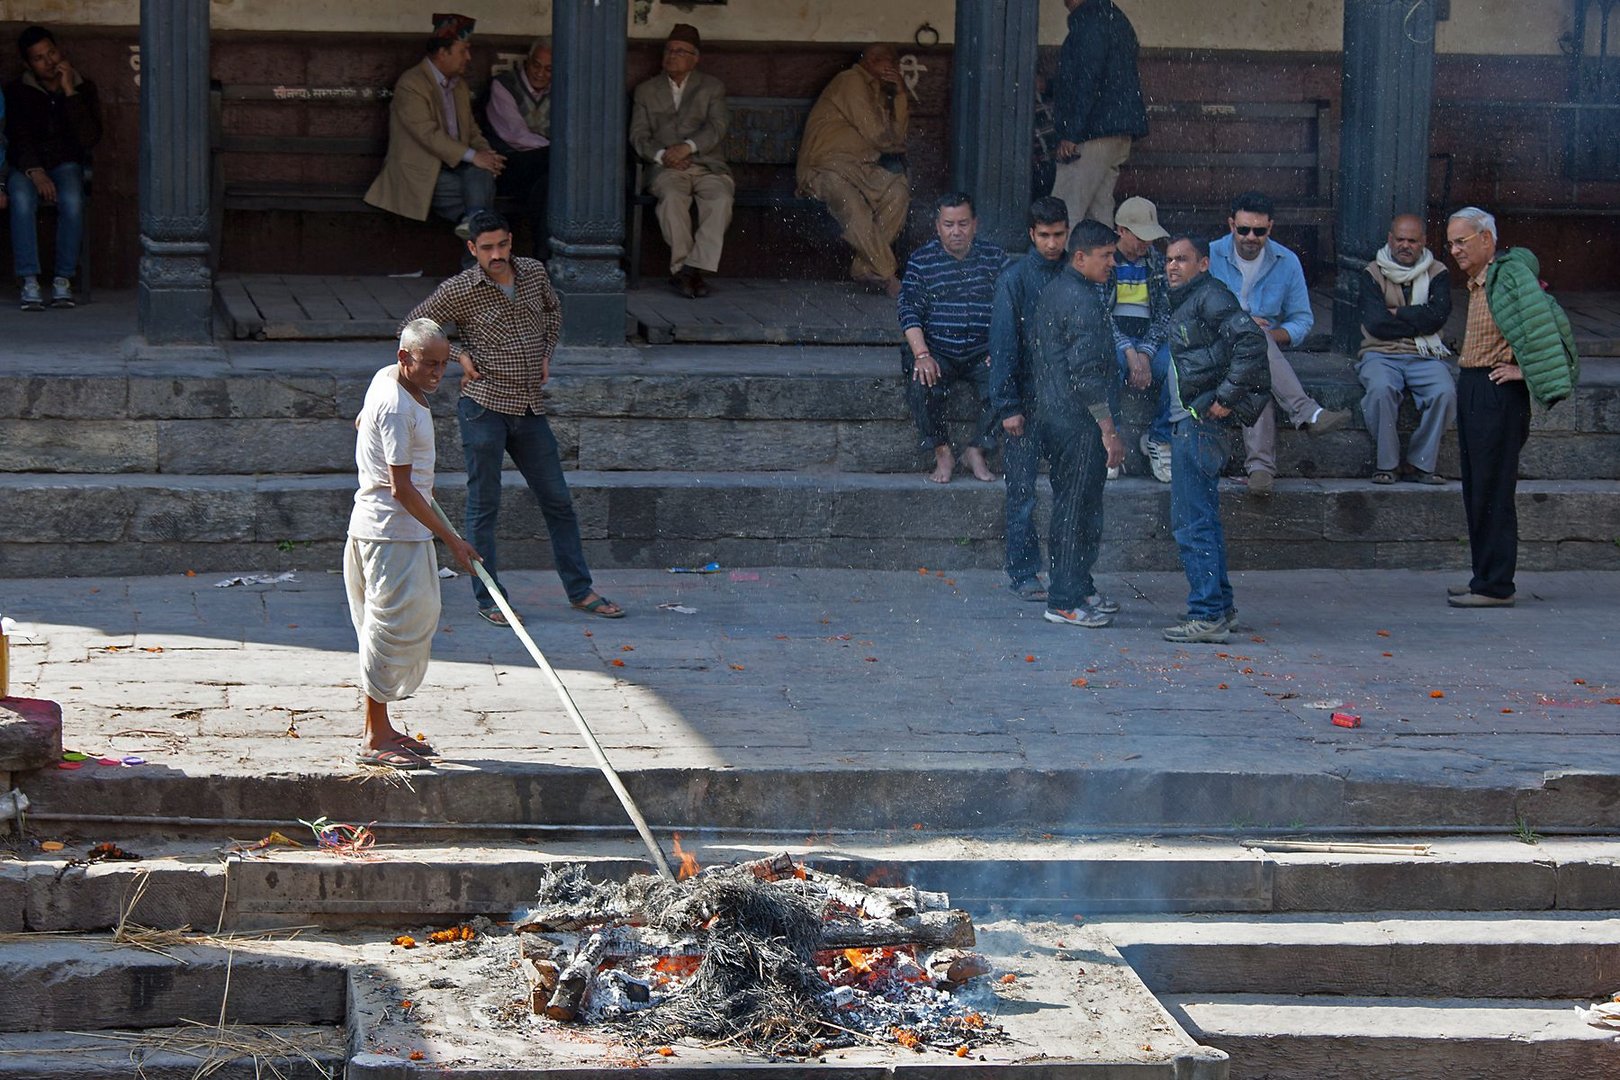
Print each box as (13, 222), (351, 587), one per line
(896, 238), (1010, 363)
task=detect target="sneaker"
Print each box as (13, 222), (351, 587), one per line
(454, 218), (473, 241)
(1162, 616), (1231, 643)
(19, 278), (43, 312)
(1084, 592), (1121, 615)
(49, 276), (74, 308)
(1106, 465), (1121, 481)
(1448, 592), (1514, 608)
(1044, 605), (1113, 628)
(1246, 469), (1274, 497)
(1306, 408), (1350, 436)
(1139, 432), (1172, 483)
(1182, 607), (1239, 630)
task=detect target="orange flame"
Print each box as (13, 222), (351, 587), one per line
(671, 832), (700, 880)
(844, 948), (872, 973)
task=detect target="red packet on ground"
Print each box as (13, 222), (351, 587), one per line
(1331, 712), (1362, 728)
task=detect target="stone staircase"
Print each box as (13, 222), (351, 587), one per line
(1, 345), (1617, 578)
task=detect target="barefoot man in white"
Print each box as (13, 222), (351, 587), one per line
(346, 318), (480, 770)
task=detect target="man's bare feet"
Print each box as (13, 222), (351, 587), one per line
(961, 446), (997, 482)
(883, 276), (902, 299)
(928, 445), (955, 484)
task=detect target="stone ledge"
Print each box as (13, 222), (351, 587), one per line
(0, 698), (63, 772)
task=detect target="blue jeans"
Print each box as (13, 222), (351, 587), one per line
(7, 162), (85, 279)
(1170, 416), (1234, 621)
(1002, 428), (1042, 588)
(458, 397), (593, 611)
(1107, 341), (1174, 445)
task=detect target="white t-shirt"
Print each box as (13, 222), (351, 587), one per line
(349, 365), (435, 542)
(1234, 248), (1265, 312)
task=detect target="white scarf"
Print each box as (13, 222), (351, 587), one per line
(1374, 245), (1449, 357)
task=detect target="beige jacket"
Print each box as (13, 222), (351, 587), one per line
(795, 64), (909, 187)
(629, 70), (731, 185)
(365, 59), (492, 221)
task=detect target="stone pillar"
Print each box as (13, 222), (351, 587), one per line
(549, 0), (628, 345)
(1333, 0), (1438, 354)
(137, 0), (214, 345)
(950, 0), (1040, 251)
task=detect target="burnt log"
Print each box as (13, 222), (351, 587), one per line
(543, 933), (607, 1021)
(806, 873), (950, 920)
(819, 910), (975, 950)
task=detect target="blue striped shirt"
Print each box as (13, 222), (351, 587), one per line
(896, 238), (1009, 363)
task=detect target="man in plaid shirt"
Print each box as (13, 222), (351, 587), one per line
(406, 210), (624, 624)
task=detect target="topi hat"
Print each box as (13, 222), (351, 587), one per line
(666, 23), (701, 50)
(431, 13), (477, 42)
(1115, 196), (1169, 242)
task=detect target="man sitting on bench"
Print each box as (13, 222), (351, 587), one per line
(364, 12), (504, 256)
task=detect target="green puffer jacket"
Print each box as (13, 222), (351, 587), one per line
(1484, 247), (1580, 407)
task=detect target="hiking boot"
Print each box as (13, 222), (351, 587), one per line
(1044, 605), (1113, 629)
(1246, 469), (1274, 497)
(19, 278), (43, 311)
(1140, 432), (1172, 483)
(50, 276), (74, 308)
(1306, 407), (1350, 436)
(1084, 592), (1121, 615)
(1162, 616), (1231, 644)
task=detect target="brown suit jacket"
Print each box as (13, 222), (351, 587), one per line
(365, 59), (492, 221)
(628, 70), (730, 186)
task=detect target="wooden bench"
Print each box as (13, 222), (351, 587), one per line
(1128, 100), (1335, 267)
(627, 95), (827, 286)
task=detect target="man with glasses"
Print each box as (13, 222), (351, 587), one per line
(481, 37), (553, 258)
(1208, 190), (1348, 496)
(1443, 206), (1579, 608)
(630, 24), (733, 299)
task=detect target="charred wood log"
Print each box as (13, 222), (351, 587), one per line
(543, 933), (607, 1021)
(819, 909), (975, 950)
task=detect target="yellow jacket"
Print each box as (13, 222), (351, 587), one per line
(365, 59), (491, 221)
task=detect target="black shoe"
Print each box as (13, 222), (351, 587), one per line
(669, 273), (698, 299)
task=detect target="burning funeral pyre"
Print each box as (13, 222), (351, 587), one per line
(511, 854), (1009, 1058)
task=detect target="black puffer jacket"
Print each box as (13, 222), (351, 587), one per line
(1165, 272), (1271, 426)
(1054, 0), (1149, 144)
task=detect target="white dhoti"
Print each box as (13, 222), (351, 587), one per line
(344, 536), (441, 703)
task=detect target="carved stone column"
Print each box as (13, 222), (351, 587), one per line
(137, 0), (214, 345)
(1334, 0), (1438, 353)
(549, 0), (628, 345)
(950, 0), (1040, 251)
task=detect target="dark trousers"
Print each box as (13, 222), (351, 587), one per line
(1002, 427), (1042, 588)
(1456, 367), (1530, 599)
(498, 147), (550, 259)
(1039, 420), (1106, 610)
(901, 348), (997, 451)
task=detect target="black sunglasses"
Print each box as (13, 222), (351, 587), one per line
(1234, 226), (1270, 237)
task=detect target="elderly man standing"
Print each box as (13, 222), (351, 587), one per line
(1357, 213), (1455, 486)
(407, 210), (624, 625)
(797, 44), (910, 297)
(1208, 190), (1348, 496)
(630, 24), (732, 299)
(347, 318), (479, 771)
(481, 37), (552, 258)
(898, 193), (1007, 484)
(365, 13), (504, 248)
(1444, 207), (1579, 608)
(1051, 0), (1148, 228)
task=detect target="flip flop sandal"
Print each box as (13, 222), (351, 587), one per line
(572, 594), (625, 619)
(390, 734), (438, 757)
(1011, 581), (1049, 602)
(1370, 471), (1397, 485)
(477, 606), (521, 627)
(356, 746), (431, 771)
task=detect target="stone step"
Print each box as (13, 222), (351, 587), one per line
(0, 1027), (345, 1078)
(3, 357), (1616, 479)
(11, 837), (1619, 933)
(0, 937), (346, 1031)
(1165, 994), (1620, 1080)
(2, 470), (1616, 578)
(1101, 912), (1620, 999)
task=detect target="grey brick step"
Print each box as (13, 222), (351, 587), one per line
(0, 1028), (345, 1078)
(1164, 994), (1620, 1080)
(3, 360), (1617, 478)
(1102, 912), (1620, 999)
(0, 937), (346, 1031)
(1, 471), (1616, 578)
(12, 836), (1620, 933)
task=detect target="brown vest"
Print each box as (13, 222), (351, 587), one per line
(1359, 261), (1445, 359)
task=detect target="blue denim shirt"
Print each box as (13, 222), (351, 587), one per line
(1208, 234), (1314, 347)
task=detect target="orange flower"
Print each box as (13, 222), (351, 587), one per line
(729, 663), (745, 670)
(956, 1045), (971, 1057)
(1605, 698), (1620, 706)
(1429, 690), (1445, 699)
(409, 1050), (425, 1061)
(1574, 678), (1587, 685)
(911, 822), (924, 830)
(1216, 683), (1229, 690)
(184, 569), (197, 577)
(1382, 652), (1393, 657)
(656, 1047), (675, 1057)
(1071, 678), (1088, 687)
(392, 935), (417, 948)
(621, 644), (635, 652)
(1024, 654), (1037, 663)
(400, 999), (413, 1008)
(1376, 630), (1391, 638)
(611, 659), (626, 667)
(999, 972), (1017, 984)
(1501, 708), (1514, 714)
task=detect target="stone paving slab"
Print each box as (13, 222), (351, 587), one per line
(2, 568), (1618, 833)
